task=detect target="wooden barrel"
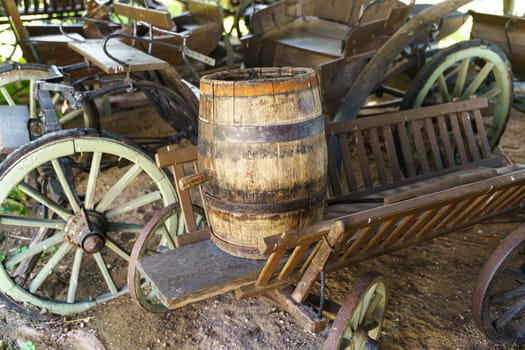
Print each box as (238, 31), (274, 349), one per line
(198, 67), (327, 259)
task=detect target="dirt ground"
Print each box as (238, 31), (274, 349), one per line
(2, 105), (525, 350)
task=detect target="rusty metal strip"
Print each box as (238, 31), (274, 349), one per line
(203, 186), (326, 214)
(199, 115), (324, 143)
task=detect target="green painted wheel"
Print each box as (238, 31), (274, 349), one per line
(323, 272), (388, 350)
(128, 203), (207, 313)
(400, 40), (513, 150)
(0, 129), (177, 316)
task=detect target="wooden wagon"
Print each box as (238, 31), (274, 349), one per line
(0, 0), (523, 348)
(121, 68), (525, 348)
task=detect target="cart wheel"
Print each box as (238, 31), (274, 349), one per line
(0, 63), (97, 133)
(128, 203), (207, 312)
(400, 39), (513, 150)
(0, 129), (177, 316)
(82, 79), (199, 150)
(323, 272), (388, 350)
(472, 224), (525, 345)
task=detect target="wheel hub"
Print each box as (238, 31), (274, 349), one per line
(65, 209), (107, 254)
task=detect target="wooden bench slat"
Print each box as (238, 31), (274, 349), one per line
(338, 134), (358, 191)
(369, 127), (388, 184)
(383, 125), (402, 182)
(354, 130), (373, 188)
(327, 136), (343, 195)
(423, 117), (444, 170)
(461, 111), (481, 162)
(395, 121), (416, 177)
(436, 114), (456, 167)
(411, 119), (431, 174)
(473, 109), (491, 157)
(449, 113), (469, 164)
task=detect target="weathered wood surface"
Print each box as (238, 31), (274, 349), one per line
(198, 67), (327, 258)
(470, 11), (525, 80)
(138, 239), (265, 309)
(334, 0), (477, 121)
(68, 39), (170, 73)
(113, 3), (173, 30)
(326, 98), (499, 202)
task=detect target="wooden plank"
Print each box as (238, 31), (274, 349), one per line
(396, 121), (416, 177)
(424, 117), (444, 170)
(449, 113), (468, 164)
(382, 167), (498, 204)
(339, 133), (358, 191)
(255, 250), (285, 287)
(171, 164), (197, 233)
(436, 114), (455, 167)
(472, 109), (492, 158)
(325, 98), (489, 135)
(460, 111), (481, 162)
(379, 214), (417, 248)
(113, 3), (173, 30)
(68, 40), (170, 74)
(278, 244), (310, 280)
(354, 130), (373, 188)
(398, 209), (437, 243)
(369, 127), (388, 184)
(138, 239), (264, 309)
(411, 119), (431, 174)
(291, 220), (345, 303)
(383, 125), (402, 182)
(362, 219), (396, 253)
(156, 146), (198, 168)
(341, 225), (376, 261)
(327, 135), (343, 195)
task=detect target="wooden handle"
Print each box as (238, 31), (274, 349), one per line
(178, 169), (213, 191)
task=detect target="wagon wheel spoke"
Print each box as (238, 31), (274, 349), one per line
(473, 224), (525, 345)
(105, 238), (131, 261)
(0, 129), (176, 316)
(28, 242), (70, 293)
(5, 232), (65, 269)
(401, 40), (512, 150)
(463, 62), (494, 98)
(85, 151), (102, 210)
(452, 57), (470, 97)
(494, 298), (525, 331)
(67, 249), (83, 303)
(51, 159), (81, 214)
(93, 252), (118, 295)
(17, 182), (71, 220)
(437, 74), (451, 103)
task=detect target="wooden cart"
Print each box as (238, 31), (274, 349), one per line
(0, 1), (521, 348)
(119, 66), (525, 348)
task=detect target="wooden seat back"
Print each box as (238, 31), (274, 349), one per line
(325, 98), (501, 202)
